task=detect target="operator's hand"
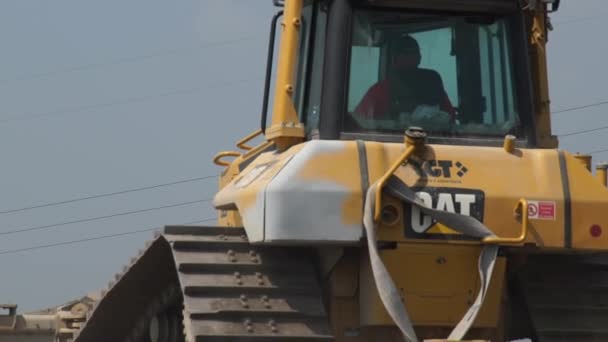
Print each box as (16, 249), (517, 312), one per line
(409, 105), (451, 130)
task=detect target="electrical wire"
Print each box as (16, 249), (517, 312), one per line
(552, 100), (608, 137)
(0, 78), (260, 123)
(553, 100), (608, 114)
(0, 217), (216, 256)
(0, 11), (596, 86)
(558, 124), (608, 137)
(0, 175), (217, 215)
(0, 35), (261, 84)
(0, 198), (211, 236)
(589, 148), (608, 155)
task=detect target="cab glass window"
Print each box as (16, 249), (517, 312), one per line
(344, 9), (522, 138)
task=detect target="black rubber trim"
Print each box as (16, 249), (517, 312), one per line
(318, 0), (352, 140)
(558, 151), (572, 248)
(357, 140), (370, 204)
(356, 140), (371, 242)
(299, 1), (319, 127)
(358, 0), (518, 13)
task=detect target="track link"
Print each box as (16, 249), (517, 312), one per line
(518, 254), (608, 342)
(74, 226), (333, 342)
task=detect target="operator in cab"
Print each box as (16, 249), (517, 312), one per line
(352, 35), (456, 129)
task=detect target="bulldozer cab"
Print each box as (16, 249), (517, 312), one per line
(266, 0), (557, 148)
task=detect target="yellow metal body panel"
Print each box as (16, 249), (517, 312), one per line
(360, 243), (506, 328)
(216, 146), (302, 213)
(217, 139), (608, 249)
(216, 153), (244, 227)
(214, 143), (305, 240)
(565, 152), (608, 249)
(216, 139), (275, 227)
(366, 142), (566, 248)
(216, 140), (368, 243)
(295, 143), (365, 226)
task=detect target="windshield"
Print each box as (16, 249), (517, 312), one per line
(344, 9), (523, 138)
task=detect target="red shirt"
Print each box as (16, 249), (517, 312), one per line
(354, 78), (456, 120)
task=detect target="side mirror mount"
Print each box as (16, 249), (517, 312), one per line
(524, 0), (560, 12)
(547, 0), (560, 12)
(261, 11), (284, 134)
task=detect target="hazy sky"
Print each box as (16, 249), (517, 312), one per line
(0, 0), (605, 311)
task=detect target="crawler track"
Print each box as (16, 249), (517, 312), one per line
(74, 226), (333, 342)
(519, 254), (608, 342)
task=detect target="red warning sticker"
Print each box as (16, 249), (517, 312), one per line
(527, 200), (556, 220)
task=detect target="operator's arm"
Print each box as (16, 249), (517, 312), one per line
(429, 70), (457, 121)
(353, 80), (390, 118)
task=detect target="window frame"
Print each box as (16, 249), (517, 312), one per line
(336, 4), (537, 147)
(292, 0), (329, 138)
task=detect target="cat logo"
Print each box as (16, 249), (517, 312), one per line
(404, 187), (485, 240)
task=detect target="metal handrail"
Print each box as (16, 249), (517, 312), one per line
(374, 128), (426, 222)
(374, 145), (416, 222)
(213, 151), (241, 167)
(237, 129), (263, 151)
(483, 198), (529, 244)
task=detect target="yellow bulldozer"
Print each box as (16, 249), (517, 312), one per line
(72, 0), (608, 341)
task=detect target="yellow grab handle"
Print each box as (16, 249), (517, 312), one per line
(483, 199), (529, 245)
(213, 151), (241, 167)
(373, 127), (427, 222)
(374, 145), (416, 222)
(236, 129), (263, 151)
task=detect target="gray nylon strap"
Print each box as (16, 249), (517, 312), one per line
(363, 183), (419, 342)
(363, 176), (499, 341)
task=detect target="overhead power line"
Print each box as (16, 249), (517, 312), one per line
(553, 99), (608, 137)
(553, 100), (608, 114)
(2, 73), (563, 124)
(0, 217), (216, 256)
(0, 13), (596, 86)
(0, 175), (217, 215)
(0, 78), (260, 124)
(0, 35), (261, 84)
(589, 148), (608, 155)
(0, 198), (212, 236)
(558, 125), (608, 137)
